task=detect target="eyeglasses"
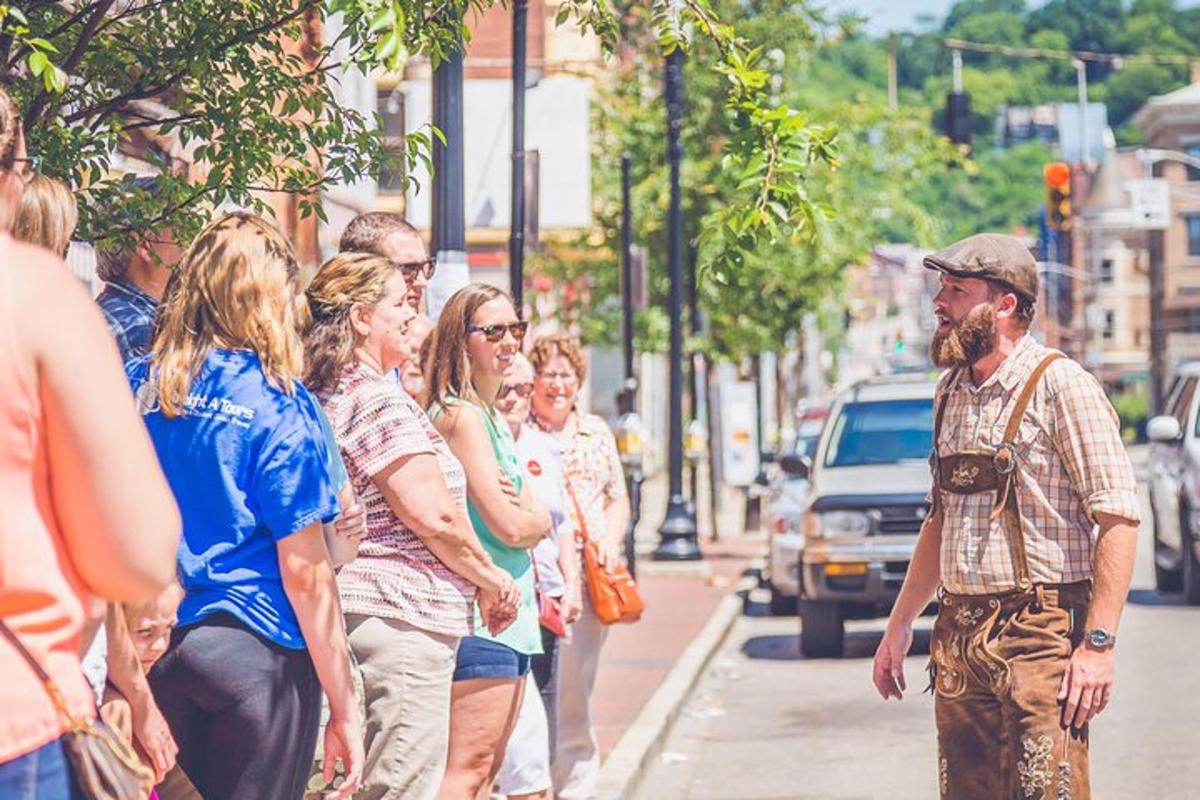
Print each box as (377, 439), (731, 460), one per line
(498, 382), (534, 400)
(8, 156), (36, 183)
(537, 371), (578, 385)
(394, 257), (436, 282)
(467, 321), (529, 344)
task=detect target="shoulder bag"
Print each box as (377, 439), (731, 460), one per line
(563, 479), (645, 625)
(0, 620), (154, 800)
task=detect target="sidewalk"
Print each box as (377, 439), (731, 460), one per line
(588, 472), (765, 796)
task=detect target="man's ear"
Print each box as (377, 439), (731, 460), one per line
(348, 302), (372, 338)
(994, 290), (1019, 321)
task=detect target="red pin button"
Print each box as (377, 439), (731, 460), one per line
(527, 460), (542, 476)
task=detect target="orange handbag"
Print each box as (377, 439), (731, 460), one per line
(564, 479), (644, 625)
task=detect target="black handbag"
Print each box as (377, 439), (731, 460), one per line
(0, 620), (154, 799)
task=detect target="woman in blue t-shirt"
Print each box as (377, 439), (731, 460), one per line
(426, 284), (552, 798)
(128, 213), (363, 800)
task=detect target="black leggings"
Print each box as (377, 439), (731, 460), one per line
(531, 624), (560, 755)
(149, 613), (321, 800)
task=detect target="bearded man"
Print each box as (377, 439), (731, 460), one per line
(871, 233), (1140, 800)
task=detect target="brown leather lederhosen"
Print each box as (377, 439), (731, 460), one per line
(927, 352), (1092, 800)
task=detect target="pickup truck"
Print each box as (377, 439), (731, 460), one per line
(780, 374), (936, 657)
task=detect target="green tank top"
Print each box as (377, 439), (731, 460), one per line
(431, 397), (542, 655)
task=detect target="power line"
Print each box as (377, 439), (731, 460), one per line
(943, 37), (1199, 67)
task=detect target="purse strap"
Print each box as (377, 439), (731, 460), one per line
(562, 477), (593, 545)
(0, 619), (86, 732)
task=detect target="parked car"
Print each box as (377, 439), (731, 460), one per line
(1147, 363), (1200, 603)
(764, 409), (828, 614)
(781, 374), (936, 657)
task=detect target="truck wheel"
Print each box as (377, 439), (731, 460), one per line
(799, 600), (844, 658)
(1181, 503), (1200, 605)
(768, 588), (798, 617)
(1153, 499), (1182, 593)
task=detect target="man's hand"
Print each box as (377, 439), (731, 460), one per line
(322, 713), (364, 800)
(872, 620), (915, 700)
(1058, 645), (1115, 729)
(130, 693), (178, 782)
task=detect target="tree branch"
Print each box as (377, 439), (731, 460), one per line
(24, 0), (119, 130)
(63, 0), (319, 130)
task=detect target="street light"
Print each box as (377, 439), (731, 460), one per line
(654, 47), (701, 562)
(509, 0), (528, 313)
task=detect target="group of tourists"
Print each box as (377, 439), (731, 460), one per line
(0, 86), (633, 800)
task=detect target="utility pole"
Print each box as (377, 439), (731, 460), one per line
(620, 154), (636, 414)
(654, 47), (701, 561)
(509, 0), (528, 312)
(430, 42), (468, 320)
(886, 32), (898, 111)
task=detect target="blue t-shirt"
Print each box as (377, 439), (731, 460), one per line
(128, 349), (341, 649)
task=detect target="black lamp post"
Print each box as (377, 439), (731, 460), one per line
(653, 48), (701, 562)
(509, 0), (527, 312)
(431, 41), (467, 317)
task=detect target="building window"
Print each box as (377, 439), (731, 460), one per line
(1187, 143), (1200, 182)
(1099, 258), (1114, 284)
(377, 88), (406, 193)
(1102, 309), (1116, 342)
(1188, 214), (1200, 257)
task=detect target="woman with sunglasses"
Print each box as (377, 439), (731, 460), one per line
(426, 285), (552, 799)
(528, 333), (631, 800)
(493, 354), (583, 800)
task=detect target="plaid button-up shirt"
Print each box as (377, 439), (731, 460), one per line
(96, 278), (158, 363)
(933, 335), (1141, 594)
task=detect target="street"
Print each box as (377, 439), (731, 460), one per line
(634, 465), (1200, 800)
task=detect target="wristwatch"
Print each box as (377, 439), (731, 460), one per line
(1084, 628), (1116, 650)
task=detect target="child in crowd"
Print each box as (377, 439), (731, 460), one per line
(99, 580), (185, 800)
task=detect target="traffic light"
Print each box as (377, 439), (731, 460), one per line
(946, 91), (971, 147)
(1044, 162), (1072, 231)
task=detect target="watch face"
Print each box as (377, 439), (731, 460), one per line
(1087, 630), (1113, 648)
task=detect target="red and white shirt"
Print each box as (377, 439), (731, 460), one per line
(321, 363), (474, 636)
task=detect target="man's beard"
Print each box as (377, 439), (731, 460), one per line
(930, 304), (997, 368)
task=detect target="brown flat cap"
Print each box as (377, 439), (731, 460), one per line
(922, 233), (1039, 303)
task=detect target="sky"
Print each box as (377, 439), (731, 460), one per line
(827, 0), (957, 35)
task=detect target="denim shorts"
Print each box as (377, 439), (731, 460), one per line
(453, 636), (532, 681)
(0, 737), (83, 800)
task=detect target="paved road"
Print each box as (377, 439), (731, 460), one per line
(634, 483), (1200, 800)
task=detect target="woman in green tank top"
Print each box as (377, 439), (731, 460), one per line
(427, 284), (552, 799)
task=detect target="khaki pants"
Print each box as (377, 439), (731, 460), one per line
(930, 584), (1091, 800)
(553, 594), (609, 800)
(346, 615), (459, 800)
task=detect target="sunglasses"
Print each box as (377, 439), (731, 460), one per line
(395, 257), (436, 282)
(498, 382), (534, 400)
(468, 321), (529, 344)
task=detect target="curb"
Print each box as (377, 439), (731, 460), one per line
(594, 591), (744, 800)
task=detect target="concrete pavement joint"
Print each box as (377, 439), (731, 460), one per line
(595, 590), (745, 800)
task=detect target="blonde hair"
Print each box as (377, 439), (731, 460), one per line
(302, 251), (403, 395)
(122, 577), (184, 623)
(151, 213), (302, 418)
(529, 332), (587, 384)
(14, 175), (77, 256)
(425, 283), (510, 411)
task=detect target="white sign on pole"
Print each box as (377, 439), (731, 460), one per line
(426, 251), (470, 320)
(1128, 179), (1170, 230)
(720, 380), (760, 488)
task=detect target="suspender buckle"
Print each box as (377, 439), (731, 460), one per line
(993, 442), (1018, 475)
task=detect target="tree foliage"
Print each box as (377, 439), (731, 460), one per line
(0, 0), (836, 280)
(531, 0), (959, 360)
